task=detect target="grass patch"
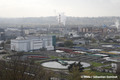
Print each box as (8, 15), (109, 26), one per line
(50, 56), (59, 59)
(103, 66), (112, 69)
(81, 70), (116, 76)
(23, 52), (41, 54)
(35, 59), (52, 63)
(90, 62), (104, 67)
(88, 70), (116, 76)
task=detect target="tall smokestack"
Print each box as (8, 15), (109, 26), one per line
(57, 13), (66, 26)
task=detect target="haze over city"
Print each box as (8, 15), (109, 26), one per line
(1, 0), (120, 80)
(0, 0), (120, 18)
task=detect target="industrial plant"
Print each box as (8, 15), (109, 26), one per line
(0, 0), (120, 80)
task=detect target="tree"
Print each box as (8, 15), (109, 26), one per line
(64, 40), (73, 47)
(67, 66), (82, 80)
(0, 42), (4, 49)
(78, 62), (84, 72)
(91, 38), (96, 43)
(115, 36), (120, 39)
(68, 62), (84, 72)
(0, 54), (53, 80)
(40, 47), (47, 51)
(68, 66), (95, 80)
(116, 63), (120, 80)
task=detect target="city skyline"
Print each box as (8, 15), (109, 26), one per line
(0, 0), (120, 18)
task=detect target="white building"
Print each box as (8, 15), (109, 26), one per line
(24, 29), (36, 35)
(69, 30), (79, 38)
(11, 36), (54, 52)
(89, 49), (102, 52)
(84, 33), (95, 38)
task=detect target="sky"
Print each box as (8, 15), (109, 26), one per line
(0, 0), (120, 17)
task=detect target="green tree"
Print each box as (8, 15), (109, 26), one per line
(0, 56), (53, 80)
(115, 36), (120, 39)
(0, 42), (4, 49)
(68, 62), (84, 72)
(6, 40), (11, 44)
(91, 38), (96, 43)
(67, 66), (82, 80)
(64, 40), (73, 47)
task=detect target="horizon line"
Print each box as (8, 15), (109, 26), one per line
(0, 16), (120, 18)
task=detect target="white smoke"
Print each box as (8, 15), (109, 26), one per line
(111, 20), (119, 30)
(115, 20), (119, 30)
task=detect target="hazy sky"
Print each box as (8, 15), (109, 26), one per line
(0, 0), (120, 17)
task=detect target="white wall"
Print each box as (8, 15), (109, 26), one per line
(11, 36), (54, 51)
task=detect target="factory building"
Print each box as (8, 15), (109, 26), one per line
(11, 36), (55, 52)
(79, 27), (116, 33)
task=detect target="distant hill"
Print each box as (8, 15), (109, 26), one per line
(0, 16), (119, 27)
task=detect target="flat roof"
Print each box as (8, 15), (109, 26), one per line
(102, 45), (113, 47)
(89, 49), (102, 51)
(105, 57), (120, 62)
(109, 51), (120, 54)
(94, 54), (108, 57)
(56, 50), (64, 53)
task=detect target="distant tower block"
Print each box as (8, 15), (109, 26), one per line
(21, 25), (24, 37)
(58, 14), (61, 26)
